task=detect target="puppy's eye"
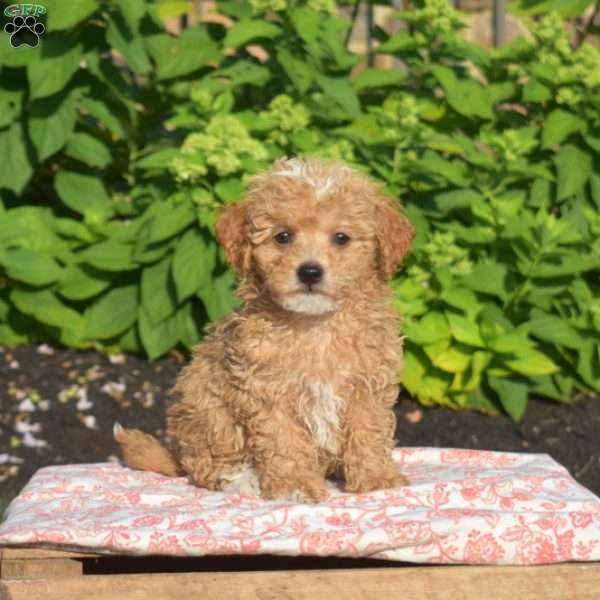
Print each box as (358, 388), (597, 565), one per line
(274, 230), (293, 245)
(332, 232), (351, 246)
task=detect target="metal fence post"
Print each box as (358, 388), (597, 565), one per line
(366, 2), (375, 66)
(493, 0), (507, 47)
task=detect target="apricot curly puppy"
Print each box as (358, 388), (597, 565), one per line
(115, 157), (414, 502)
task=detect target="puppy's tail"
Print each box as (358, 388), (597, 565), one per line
(113, 423), (180, 477)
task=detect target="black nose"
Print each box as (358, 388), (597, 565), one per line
(297, 262), (324, 286)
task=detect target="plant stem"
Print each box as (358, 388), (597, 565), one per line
(345, 0), (361, 47)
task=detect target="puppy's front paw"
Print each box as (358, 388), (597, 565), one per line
(261, 475), (328, 503)
(345, 468), (409, 494)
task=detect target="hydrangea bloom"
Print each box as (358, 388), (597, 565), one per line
(171, 115), (268, 180)
(249, 0), (287, 12)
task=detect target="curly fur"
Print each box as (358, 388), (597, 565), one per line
(115, 157), (415, 502)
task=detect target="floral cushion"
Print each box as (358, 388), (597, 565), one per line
(1, 448), (599, 565)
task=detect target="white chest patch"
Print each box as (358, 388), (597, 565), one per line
(298, 380), (345, 453)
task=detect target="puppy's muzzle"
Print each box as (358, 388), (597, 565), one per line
(297, 262), (324, 287)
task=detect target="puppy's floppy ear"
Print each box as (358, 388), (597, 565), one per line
(215, 202), (252, 275)
(375, 196), (415, 280)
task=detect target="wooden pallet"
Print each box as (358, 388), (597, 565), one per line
(1, 546), (600, 600)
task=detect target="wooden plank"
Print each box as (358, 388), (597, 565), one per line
(1, 547), (100, 560)
(2, 564), (600, 600)
(1, 558), (82, 579)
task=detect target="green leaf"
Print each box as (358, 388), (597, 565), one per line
(106, 12), (151, 75)
(317, 75), (361, 119)
(531, 254), (599, 278)
(79, 240), (136, 271)
(29, 90), (77, 161)
(55, 170), (114, 222)
(0, 84), (23, 129)
(215, 178), (243, 203)
(289, 7), (319, 45)
(431, 65), (493, 120)
(211, 60), (270, 87)
(86, 55), (137, 108)
(512, 0), (595, 17)
(85, 285), (139, 340)
(118, 0), (146, 32)
(79, 96), (127, 138)
(353, 68), (404, 91)
(467, 351), (493, 391)
(213, 1), (252, 19)
(146, 27), (222, 81)
(590, 172), (600, 210)
(178, 299), (204, 349)
(522, 79), (552, 103)
(277, 49), (314, 94)
(555, 144), (592, 201)
(542, 109), (585, 148)
(577, 339), (600, 391)
(141, 256), (177, 324)
(139, 306), (182, 360)
(487, 331), (532, 354)
(461, 262), (508, 301)
(0, 319), (29, 346)
(430, 344), (471, 373)
(488, 376), (528, 421)
(65, 133), (113, 168)
(401, 346), (427, 396)
(149, 201), (196, 243)
(156, 2), (192, 19)
(445, 312), (485, 347)
(528, 374), (569, 402)
(439, 287), (480, 319)
(505, 348), (559, 376)
(224, 20), (281, 48)
(0, 207), (62, 251)
(172, 230), (217, 303)
(404, 311), (451, 345)
(198, 269), (240, 321)
(527, 309), (582, 349)
(136, 148), (179, 169)
(432, 189), (482, 213)
(376, 31), (415, 54)
(58, 265), (112, 300)
(0, 122), (33, 193)
(27, 36), (82, 99)
(418, 152), (469, 187)
(53, 218), (95, 243)
(2, 248), (63, 285)
(133, 224), (174, 264)
(45, 0), (98, 30)
(529, 178), (552, 208)
(10, 289), (85, 339)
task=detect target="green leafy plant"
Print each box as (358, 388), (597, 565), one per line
(0, 0), (598, 419)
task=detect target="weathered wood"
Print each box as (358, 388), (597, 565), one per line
(1, 558), (82, 579)
(1, 548), (98, 560)
(2, 564), (600, 600)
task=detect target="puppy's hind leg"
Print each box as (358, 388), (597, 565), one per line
(113, 423), (180, 477)
(167, 401), (251, 493)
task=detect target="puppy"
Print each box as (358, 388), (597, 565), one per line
(115, 157), (414, 502)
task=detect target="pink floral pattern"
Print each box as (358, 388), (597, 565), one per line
(1, 448), (599, 565)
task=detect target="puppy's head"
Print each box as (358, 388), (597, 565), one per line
(216, 158), (414, 315)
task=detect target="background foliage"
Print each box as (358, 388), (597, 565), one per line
(0, 0), (599, 419)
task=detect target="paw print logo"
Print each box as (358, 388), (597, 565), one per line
(4, 15), (45, 48)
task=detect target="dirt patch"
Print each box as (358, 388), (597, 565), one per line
(1, 344), (598, 511)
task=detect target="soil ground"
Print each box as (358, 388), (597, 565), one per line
(1, 343), (599, 514)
